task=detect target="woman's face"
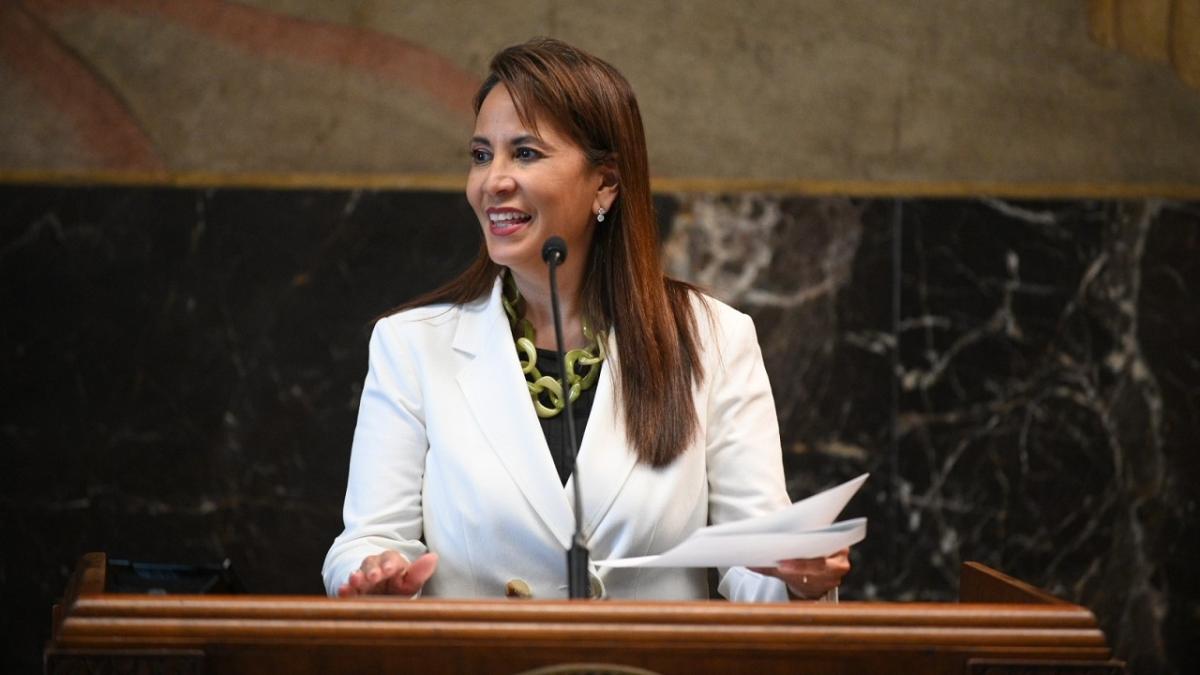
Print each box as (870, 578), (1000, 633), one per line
(467, 84), (606, 278)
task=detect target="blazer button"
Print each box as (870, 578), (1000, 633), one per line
(505, 579), (533, 599)
(588, 570), (606, 599)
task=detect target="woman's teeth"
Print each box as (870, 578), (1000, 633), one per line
(490, 212), (531, 223)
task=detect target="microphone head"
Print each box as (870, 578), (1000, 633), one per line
(542, 236), (567, 264)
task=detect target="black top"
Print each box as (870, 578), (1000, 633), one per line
(534, 348), (599, 486)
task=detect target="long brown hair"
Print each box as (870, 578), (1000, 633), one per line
(397, 38), (704, 467)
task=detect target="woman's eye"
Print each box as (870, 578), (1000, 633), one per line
(470, 148), (491, 164)
(515, 147), (542, 161)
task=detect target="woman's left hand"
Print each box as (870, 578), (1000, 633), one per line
(749, 548), (850, 600)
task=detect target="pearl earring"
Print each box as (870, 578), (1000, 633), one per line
(597, 208), (606, 223)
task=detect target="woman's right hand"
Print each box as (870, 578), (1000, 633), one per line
(337, 551), (439, 597)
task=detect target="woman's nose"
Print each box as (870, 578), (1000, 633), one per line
(484, 162), (517, 195)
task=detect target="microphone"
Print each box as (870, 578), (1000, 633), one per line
(542, 236), (567, 265)
(541, 236), (590, 600)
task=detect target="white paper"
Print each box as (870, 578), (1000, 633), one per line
(595, 518), (866, 568)
(697, 473), (868, 538)
(594, 474), (869, 569)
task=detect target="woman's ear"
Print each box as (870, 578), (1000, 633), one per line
(595, 164), (620, 213)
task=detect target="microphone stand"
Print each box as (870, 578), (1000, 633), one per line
(542, 237), (590, 599)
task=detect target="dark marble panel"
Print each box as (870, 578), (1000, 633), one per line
(2, 186), (1197, 675)
(0, 185), (482, 673)
(891, 200), (1199, 675)
(664, 195), (1199, 675)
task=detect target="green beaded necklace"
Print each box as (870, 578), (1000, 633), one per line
(501, 271), (606, 419)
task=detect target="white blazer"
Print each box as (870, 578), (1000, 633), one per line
(322, 278), (791, 601)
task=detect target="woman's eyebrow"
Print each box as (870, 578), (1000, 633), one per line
(470, 133), (551, 149)
(511, 134), (545, 146)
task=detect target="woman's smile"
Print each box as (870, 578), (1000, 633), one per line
(486, 207), (532, 236)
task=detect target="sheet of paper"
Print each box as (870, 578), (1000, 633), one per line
(697, 473), (868, 538)
(593, 474), (869, 569)
(594, 518), (866, 568)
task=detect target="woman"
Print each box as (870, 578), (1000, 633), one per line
(322, 38), (849, 601)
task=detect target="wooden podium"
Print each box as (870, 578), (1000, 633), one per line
(45, 552), (1123, 674)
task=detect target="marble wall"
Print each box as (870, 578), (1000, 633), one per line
(667, 195), (1200, 674)
(1, 186), (1196, 673)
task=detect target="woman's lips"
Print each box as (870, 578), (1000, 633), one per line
(487, 209), (532, 236)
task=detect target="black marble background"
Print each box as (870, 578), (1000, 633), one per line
(2, 186), (1196, 674)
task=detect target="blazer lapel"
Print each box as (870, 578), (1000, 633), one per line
(454, 279), (575, 549)
(568, 330), (638, 542)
